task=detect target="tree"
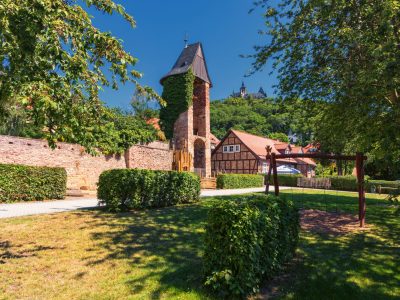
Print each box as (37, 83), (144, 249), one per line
(0, 0), (160, 153)
(251, 0), (400, 179)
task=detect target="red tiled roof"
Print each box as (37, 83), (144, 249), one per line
(210, 133), (220, 145)
(146, 118), (161, 131)
(230, 129), (316, 167)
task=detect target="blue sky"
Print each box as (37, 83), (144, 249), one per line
(87, 1), (277, 108)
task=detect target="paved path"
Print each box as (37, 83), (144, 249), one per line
(0, 187), (287, 219)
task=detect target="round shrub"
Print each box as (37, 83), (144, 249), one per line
(97, 169), (201, 211)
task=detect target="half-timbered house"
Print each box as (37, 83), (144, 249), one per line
(211, 129), (316, 177)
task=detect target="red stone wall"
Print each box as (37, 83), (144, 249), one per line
(0, 135), (173, 190)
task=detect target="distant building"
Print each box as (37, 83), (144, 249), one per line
(230, 82), (267, 99)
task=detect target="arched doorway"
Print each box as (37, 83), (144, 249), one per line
(194, 139), (206, 177)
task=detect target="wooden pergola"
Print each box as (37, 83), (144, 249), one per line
(265, 146), (367, 227)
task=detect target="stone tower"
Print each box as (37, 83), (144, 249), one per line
(160, 43), (212, 177)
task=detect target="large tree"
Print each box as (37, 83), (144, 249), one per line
(0, 0), (160, 153)
(252, 0), (400, 179)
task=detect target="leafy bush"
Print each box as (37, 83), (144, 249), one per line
(0, 163), (67, 202)
(216, 174), (264, 189)
(203, 194), (299, 298)
(277, 174), (303, 187)
(97, 169), (200, 211)
(368, 180), (400, 193)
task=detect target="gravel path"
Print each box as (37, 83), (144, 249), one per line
(0, 187), (286, 219)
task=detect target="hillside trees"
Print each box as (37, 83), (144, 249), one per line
(251, 0), (400, 179)
(0, 0), (160, 153)
(210, 97), (319, 145)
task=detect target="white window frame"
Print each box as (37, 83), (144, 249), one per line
(223, 144), (241, 153)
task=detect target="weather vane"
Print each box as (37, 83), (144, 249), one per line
(184, 33), (189, 48)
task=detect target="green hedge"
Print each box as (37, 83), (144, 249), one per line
(0, 163), (67, 202)
(274, 174), (400, 193)
(216, 174), (264, 189)
(203, 194), (299, 298)
(97, 169), (201, 211)
(277, 174), (303, 187)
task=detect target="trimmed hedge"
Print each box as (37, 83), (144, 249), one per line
(277, 174), (303, 187)
(0, 163), (67, 202)
(203, 194), (299, 298)
(216, 174), (264, 189)
(97, 169), (201, 211)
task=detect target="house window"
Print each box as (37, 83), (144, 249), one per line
(262, 162), (268, 174)
(223, 144), (241, 153)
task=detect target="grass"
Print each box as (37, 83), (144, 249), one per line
(0, 190), (398, 299)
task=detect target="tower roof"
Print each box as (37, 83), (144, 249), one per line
(160, 42), (212, 86)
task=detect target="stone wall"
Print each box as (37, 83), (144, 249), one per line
(0, 135), (173, 190)
(126, 141), (173, 171)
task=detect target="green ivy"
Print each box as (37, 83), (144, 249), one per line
(0, 163), (67, 202)
(159, 70), (195, 139)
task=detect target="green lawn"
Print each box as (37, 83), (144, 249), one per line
(0, 190), (398, 299)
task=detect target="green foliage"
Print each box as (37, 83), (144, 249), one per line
(0, 163), (66, 202)
(160, 71), (195, 139)
(277, 174), (303, 187)
(268, 132), (289, 142)
(96, 108), (157, 154)
(252, 0), (400, 180)
(210, 97), (319, 146)
(203, 194), (299, 298)
(216, 174), (264, 189)
(0, 0), (160, 153)
(97, 169), (200, 212)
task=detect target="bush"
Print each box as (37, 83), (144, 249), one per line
(97, 169), (200, 211)
(0, 163), (67, 202)
(277, 174), (303, 187)
(203, 194), (299, 298)
(368, 180), (400, 193)
(216, 174), (264, 189)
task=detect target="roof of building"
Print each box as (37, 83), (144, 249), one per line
(210, 133), (220, 145)
(215, 129), (316, 167)
(160, 43), (212, 86)
(146, 118), (161, 131)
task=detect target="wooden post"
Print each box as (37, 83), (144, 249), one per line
(265, 146), (272, 194)
(271, 152), (279, 196)
(356, 152), (366, 227)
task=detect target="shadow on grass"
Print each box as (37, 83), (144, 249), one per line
(85, 200), (222, 299)
(275, 191), (400, 299)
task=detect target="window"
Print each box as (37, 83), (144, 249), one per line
(223, 144), (241, 153)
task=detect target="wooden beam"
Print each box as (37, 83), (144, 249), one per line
(356, 152), (366, 227)
(265, 158), (273, 194)
(271, 153), (279, 196)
